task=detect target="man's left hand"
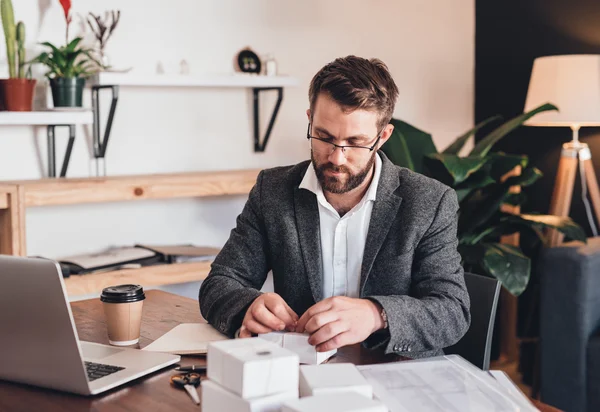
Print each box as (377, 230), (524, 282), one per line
(295, 296), (385, 352)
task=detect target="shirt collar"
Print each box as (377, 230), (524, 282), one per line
(299, 153), (382, 202)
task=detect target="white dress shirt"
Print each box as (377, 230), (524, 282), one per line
(299, 153), (382, 300)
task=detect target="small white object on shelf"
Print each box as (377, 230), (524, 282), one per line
(207, 337), (299, 399)
(299, 363), (373, 399)
(258, 331), (337, 365)
(282, 392), (387, 412)
(89, 72), (298, 88)
(0, 110), (93, 126)
(202, 379), (298, 412)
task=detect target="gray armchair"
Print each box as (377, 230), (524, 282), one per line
(539, 237), (600, 412)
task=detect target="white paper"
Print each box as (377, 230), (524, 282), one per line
(142, 323), (227, 355)
(357, 356), (539, 412)
(489, 370), (537, 409)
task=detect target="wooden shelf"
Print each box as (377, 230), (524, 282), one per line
(0, 110), (93, 126)
(90, 72), (299, 88)
(4, 169), (260, 208)
(64, 261), (212, 297)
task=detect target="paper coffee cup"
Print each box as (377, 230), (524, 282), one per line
(100, 284), (145, 346)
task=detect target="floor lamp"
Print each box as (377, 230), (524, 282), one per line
(524, 54), (600, 246)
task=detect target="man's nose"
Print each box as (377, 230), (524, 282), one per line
(328, 146), (346, 165)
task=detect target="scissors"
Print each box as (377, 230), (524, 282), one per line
(170, 372), (201, 405)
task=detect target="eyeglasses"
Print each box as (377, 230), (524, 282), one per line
(306, 123), (382, 157)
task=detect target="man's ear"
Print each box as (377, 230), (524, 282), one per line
(306, 109), (311, 121)
(378, 124), (395, 148)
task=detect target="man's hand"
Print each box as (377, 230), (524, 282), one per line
(239, 293), (299, 338)
(295, 296), (384, 352)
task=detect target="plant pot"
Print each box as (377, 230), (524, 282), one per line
(0, 78), (37, 111)
(50, 77), (86, 108)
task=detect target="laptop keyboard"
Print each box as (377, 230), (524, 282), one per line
(85, 361), (125, 382)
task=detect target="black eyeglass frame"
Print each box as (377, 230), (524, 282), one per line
(306, 123), (383, 154)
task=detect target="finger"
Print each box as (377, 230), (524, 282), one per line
(264, 298), (296, 328)
(252, 304), (286, 331)
(283, 301), (299, 322)
(308, 320), (349, 347)
(316, 331), (353, 352)
(239, 325), (252, 338)
(244, 318), (276, 335)
(295, 299), (333, 333)
(304, 310), (339, 334)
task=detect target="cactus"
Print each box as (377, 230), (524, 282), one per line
(16, 20), (24, 78)
(1, 0), (17, 78)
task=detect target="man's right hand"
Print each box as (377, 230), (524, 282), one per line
(239, 293), (298, 338)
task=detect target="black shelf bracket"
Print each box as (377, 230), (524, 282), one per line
(47, 124), (76, 178)
(253, 87), (283, 152)
(92, 85), (119, 159)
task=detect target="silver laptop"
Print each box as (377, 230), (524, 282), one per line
(0, 255), (180, 395)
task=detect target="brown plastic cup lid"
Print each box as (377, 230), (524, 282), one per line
(100, 284), (145, 304)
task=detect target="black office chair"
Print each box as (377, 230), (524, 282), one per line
(444, 272), (501, 370)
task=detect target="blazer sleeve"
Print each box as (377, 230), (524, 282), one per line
(365, 188), (471, 354)
(199, 171), (269, 337)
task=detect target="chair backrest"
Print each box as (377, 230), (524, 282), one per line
(444, 272), (501, 370)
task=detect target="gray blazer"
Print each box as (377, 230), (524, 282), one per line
(199, 152), (470, 357)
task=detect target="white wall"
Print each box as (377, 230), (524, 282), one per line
(0, 0), (474, 299)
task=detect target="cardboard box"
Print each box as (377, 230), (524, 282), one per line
(258, 332), (336, 364)
(202, 379), (298, 412)
(282, 393), (387, 412)
(299, 363), (373, 398)
(207, 337), (299, 399)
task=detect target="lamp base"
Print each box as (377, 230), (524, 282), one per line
(547, 139), (600, 246)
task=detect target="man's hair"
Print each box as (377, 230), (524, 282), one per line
(308, 55), (399, 131)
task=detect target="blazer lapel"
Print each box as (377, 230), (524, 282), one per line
(294, 187), (323, 302)
(360, 154), (403, 294)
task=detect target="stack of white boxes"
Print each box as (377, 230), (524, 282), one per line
(202, 337), (300, 412)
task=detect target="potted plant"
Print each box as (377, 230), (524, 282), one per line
(0, 0), (36, 111)
(28, 0), (100, 108)
(29, 37), (100, 108)
(381, 103), (587, 296)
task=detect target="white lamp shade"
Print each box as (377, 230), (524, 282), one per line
(524, 54), (600, 127)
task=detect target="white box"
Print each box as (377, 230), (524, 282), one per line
(299, 363), (373, 398)
(258, 332), (337, 364)
(207, 337), (299, 399)
(202, 379), (298, 412)
(282, 393), (387, 412)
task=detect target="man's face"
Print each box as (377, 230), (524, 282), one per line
(308, 93), (383, 195)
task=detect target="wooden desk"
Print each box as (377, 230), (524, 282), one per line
(0, 290), (561, 411)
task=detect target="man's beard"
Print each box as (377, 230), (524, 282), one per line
(312, 150), (377, 194)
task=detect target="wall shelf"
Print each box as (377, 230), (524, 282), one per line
(0, 73), (296, 179)
(12, 168), (261, 207)
(89, 72), (299, 88)
(0, 111), (94, 178)
(89, 72), (298, 160)
(0, 111), (93, 126)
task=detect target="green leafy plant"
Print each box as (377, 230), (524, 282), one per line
(1, 0), (28, 79)
(29, 37), (101, 79)
(382, 103), (587, 295)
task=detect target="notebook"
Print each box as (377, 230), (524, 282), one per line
(142, 323), (228, 355)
